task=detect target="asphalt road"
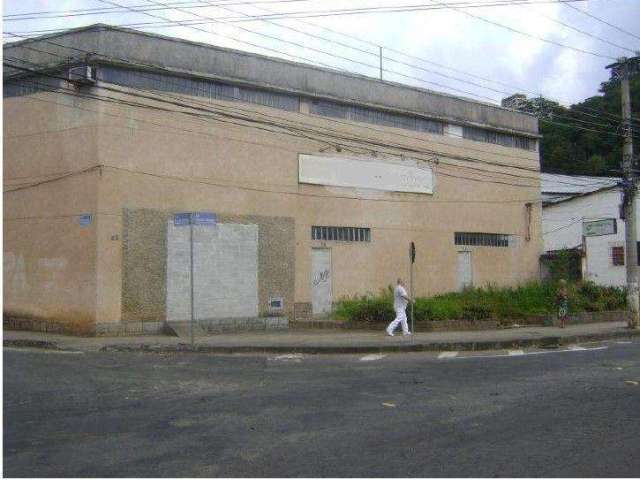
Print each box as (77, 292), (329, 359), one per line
(4, 341), (640, 477)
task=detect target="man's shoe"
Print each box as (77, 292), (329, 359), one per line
(403, 331), (412, 336)
(386, 330), (394, 337)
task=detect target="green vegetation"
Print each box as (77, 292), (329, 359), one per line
(516, 76), (640, 176)
(334, 281), (627, 324)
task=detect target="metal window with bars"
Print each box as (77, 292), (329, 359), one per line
(611, 246), (625, 266)
(454, 232), (514, 248)
(310, 99), (444, 135)
(95, 66), (300, 112)
(312, 226), (371, 242)
(462, 126), (534, 151)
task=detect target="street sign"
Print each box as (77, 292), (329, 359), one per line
(583, 219), (617, 237)
(174, 212), (217, 226)
(192, 212), (217, 225)
(79, 214), (92, 227)
(410, 242), (416, 263)
(174, 213), (192, 226)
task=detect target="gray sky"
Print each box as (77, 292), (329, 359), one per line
(4, 0), (640, 107)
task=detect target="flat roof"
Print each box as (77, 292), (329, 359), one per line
(4, 23), (539, 136)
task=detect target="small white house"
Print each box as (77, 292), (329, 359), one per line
(542, 173), (640, 287)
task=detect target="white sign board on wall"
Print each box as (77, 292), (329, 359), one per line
(582, 218), (617, 237)
(299, 154), (434, 194)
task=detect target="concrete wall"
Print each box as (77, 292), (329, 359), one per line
(3, 92), (101, 333)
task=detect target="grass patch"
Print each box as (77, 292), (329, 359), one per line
(334, 281), (626, 324)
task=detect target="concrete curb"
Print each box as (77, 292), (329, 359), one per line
(3, 339), (62, 350)
(97, 329), (640, 355)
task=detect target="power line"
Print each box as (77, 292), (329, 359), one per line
(562, 2), (640, 42)
(519, 1), (638, 54)
(82, 0), (640, 132)
(427, 0), (616, 60)
(98, 0), (501, 103)
(4, 66), (548, 191)
(3, 37), (549, 168)
(239, 0), (640, 125)
(3, 0), (588, 22)
(6, 30), (638, 169)
(5, 39), (636, 185)
(6, 59), (620, 193)
(4, 3), (636, 124)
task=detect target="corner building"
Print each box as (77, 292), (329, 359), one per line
(3, 25), (543, 335)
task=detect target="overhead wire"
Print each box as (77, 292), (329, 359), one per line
(4, 59), (544, 187)
(4, 62), (549, 192)
(91, 0), (640, 134)
(3, 1), (638, 125)
(3, 0), (589, 22)
(5, 59), (618, 194)
(562, 1), (640, 42)
(237, 0), (640, 125)
(4, 39), (635, 187)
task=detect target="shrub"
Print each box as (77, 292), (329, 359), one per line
(333, 280), (627, 323)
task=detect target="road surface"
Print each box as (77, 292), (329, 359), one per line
(4, 341), (640, 477)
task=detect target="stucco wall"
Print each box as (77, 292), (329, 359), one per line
(4, 80), (542, 331)
(3, 93), (101, 333)
(92, 86), (541, 317)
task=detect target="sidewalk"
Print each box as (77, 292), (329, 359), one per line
(4, 321), (639, 354)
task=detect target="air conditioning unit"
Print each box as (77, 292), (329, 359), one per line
(68, 65), (96, 85)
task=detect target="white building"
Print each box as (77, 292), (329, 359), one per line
(542, 173), (640, 286)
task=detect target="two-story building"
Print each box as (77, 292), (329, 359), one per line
(4, 24), (543, 335)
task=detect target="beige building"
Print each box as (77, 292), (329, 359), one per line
(3, 25), (542, 335)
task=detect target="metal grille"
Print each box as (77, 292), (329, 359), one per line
(310, 99), (444, 135)
(462, 126), (534, 151)
(312, 226), (371, 242)
(454, 232), (513, 248)
(611, 246), (625, 266)
(97, 66), (300, 112)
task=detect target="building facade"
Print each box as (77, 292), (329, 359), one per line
(4, 25), (542, 335)
(541, 173), (640, 286)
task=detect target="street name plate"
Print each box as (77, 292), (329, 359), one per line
(174, 213), (192, 226)
(79, 214), (92, 227)
(192, 212), (217, 225)
(583, 218), (617, 237)
(174, 212), (217, 226)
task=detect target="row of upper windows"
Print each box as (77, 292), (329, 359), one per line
(4, 66), (536, 151)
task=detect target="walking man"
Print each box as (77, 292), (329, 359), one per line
(386, 278), (412, 336)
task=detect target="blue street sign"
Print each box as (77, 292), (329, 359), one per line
(174, 212), (217, 226)
(79, 214), (92, 227)
(192, 212), (217, 225)
(174, 213), (192, 226)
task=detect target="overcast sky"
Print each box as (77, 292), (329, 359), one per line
(4, 0), (640, 107)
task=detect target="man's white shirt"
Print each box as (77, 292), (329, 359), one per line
(394, 285), (408, 310)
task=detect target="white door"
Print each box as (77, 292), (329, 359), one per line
(457, 251), (473, 291)
(311, 249), (332, 315)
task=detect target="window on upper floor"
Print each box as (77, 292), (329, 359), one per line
(309, 99), (444, 135)
(462, 125), (535, 151)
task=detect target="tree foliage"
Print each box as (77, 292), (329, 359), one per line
(515, 76), (640, 176)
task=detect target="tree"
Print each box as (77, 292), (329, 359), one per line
(510, 75), (640, 176)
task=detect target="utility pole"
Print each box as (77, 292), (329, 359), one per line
(607, 56), (640, 329)
(409, 242), (415, 334)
